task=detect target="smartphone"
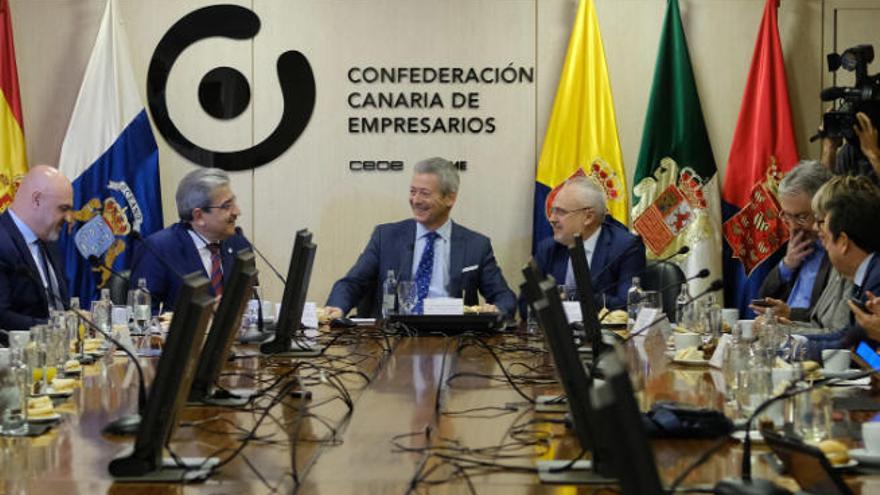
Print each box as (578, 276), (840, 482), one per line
(854, 341), (880, 371)
(750, 298), (773, 308)
(850, 297), (869, 313)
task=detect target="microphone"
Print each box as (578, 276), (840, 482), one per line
(624, 279), (723, 341)
(820, 86), (862, 101)
(73, 308), (147, 435)
(649, 268), (711, 296)
(238, 227), (286, 285)
(647, 245), (689, 266)
(129, 229), (187, 280)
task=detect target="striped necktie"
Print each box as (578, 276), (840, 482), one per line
(35, 240), (63, 311)
(207, 242), (223, 296)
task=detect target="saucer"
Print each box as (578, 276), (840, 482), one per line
(850, 448), (880, 465)
(27, 412), (61, 424)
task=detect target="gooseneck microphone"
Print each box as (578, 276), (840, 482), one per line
(647, 244), (689, 266)
(129, 229), (186, 280)
(238, 227), (286, 285)
(74, 309), (147, 435)
(651, 267), (711, 295)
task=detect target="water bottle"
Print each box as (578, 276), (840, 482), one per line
(0, 347), (28, 435)
(626, 276), (644, 331)
(382, 270), (398, 319)
(132, 278), (151, 333)
(675, 284), (691, 326)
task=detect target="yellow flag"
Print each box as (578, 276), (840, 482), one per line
(534, 0), (626, 247)
(0, 0), (27, 212)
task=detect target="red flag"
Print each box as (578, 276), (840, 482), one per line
(722, 0), (797, 275)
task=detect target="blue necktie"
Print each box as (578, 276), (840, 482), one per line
(414, 231), (439, 314)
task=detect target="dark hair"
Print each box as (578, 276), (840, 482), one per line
(825, 185), (880, 253)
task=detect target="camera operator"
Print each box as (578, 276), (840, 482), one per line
(821, 111), (880, 180)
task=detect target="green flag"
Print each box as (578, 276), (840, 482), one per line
(631, 0), (721, 295)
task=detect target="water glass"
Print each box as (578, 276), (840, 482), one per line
(736, 366), (771, 418)
(0, 348), (27, 436)
(796, 388), (831, 442)
(397, 281), (418, 315)
(640, 290), (662, 311)
(90, 299), (110, 336)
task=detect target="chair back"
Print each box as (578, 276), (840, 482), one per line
(639, 262), (685, 322)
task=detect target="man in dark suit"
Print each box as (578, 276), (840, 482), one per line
(131, 168), (251, 311)
(325, 157), (516, 318)
(0, 165), (73, 341)
(532, 176), (645, 311)
(802, 177), (880, 360)
(754, 161), (833, 321)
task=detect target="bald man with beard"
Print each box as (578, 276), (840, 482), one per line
(0, 165), (73, 342)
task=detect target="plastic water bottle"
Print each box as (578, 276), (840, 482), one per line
(382, 270), (398, 319)
(132, 278), (151, 333)
(0, 347), (28, 435)
(675, 284), (691, 326)
(626, 276), (644, 331)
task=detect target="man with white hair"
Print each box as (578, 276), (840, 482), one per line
(0, 165), (73, 338)
(534, 176), (645, 310)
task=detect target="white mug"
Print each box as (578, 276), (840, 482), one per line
(737, 320), (755, 340)
(822, 349), (852, 372)
(673, 332), (701, 350)
(863, 421), (880, 453)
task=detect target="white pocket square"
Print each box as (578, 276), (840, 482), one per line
(462, 264), (479, 273)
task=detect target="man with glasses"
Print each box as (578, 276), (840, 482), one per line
(0, 165), (73, 342)
(324, 157), (516, 319)
(131, 168), (251, 311)
(753, 161), (833, 322)
(533, 176), (645, 310)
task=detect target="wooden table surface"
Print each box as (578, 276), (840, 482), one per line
(3, 326), (880, 494)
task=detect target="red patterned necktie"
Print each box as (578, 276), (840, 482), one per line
(207, 242), (223, 296)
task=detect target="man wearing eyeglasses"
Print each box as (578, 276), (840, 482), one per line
(131, 168), (251, 311)
(753, 161), (833, 322)
(533, 176), (645, 311)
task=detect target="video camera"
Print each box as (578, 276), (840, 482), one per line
(817, 44), (880, 142)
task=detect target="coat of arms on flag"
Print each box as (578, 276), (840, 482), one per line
(723, 161), (788, 275)
(0, 172), (22, 210)
(543, 160), (624, 218)
(632, 158), (711, 258)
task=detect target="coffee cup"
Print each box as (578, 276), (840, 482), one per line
(673, 332), (701, 350)
(863, 421), (880, 453)
(822, 349), (852, 372)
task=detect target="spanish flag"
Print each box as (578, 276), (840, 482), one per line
(0, 0), (25, 212)
(533, 0), (627, 251)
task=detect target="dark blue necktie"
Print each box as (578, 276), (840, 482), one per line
(414, 231), (439, 314)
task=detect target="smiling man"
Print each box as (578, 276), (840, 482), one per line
(131, 168), (252, 311)
(532, 176), (645, 310)
(0, 165), (74, 338)
(325, 157), (516, 319)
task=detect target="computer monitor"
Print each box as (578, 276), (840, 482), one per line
(569, 233), (607, 361)
(189, 250), (258, 406)
(590, 351), (664, 495)
(109, 273), (217, 482)
(521, 262), (615, 485)
(260, 230), (318, 356)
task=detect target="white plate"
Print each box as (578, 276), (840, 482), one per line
(850, 448), (880, 465)
(731, 430), (764, 443)
(672, 357), (710, 366)
(27, 412), (61, 424)
(822, 369), (864, 380)
(832, 459), (858, 469)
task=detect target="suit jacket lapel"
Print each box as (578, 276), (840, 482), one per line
(811, 253), (832, 306)
(396, 220), (417, 281)
(1, 213), (47, 301)
(175, 223), (208, 279)
(220, 240), (237, 284)
(448, 222), (466, 296)
(590, 227), (612, 286)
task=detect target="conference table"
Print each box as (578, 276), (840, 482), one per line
(2, 324), (880, 494)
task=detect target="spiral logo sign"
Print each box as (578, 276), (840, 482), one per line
(146, 5), (316, 171)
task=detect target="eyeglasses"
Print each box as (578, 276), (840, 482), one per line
(202, 198), (237, 212)
(549, 206), (591, 218)
(780, 211), (814, 226)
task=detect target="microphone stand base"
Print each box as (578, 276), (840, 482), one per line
(713, 478), (792, 495)
(536, 460), (616, 485)
(110, 455), (218, 482)
(535, 395), (568, 413)
(188, 388), (257, 407)
(102, 414), (141, 436)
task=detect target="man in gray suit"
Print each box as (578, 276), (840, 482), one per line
(753, 161), (833, 321)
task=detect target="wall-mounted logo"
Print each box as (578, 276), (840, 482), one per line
(146, 4), (315, 171)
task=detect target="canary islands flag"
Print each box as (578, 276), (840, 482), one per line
(58, 0), (162, 305)
(533, 0), (627, 251)
(0, 0), (27, 212)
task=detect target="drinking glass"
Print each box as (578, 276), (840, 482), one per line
(640, 290), (662, 311)
(796, 388), (831, 442)
(397, 281), (418, 315)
